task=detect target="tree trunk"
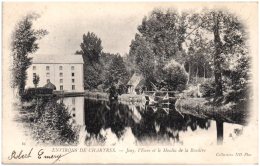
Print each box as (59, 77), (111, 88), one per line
(213, 13), (223, 98)
(187, 62), (191, 84)
(216, 121), (223, 145)
(203, 63), (206, 82)
(196, 64), (199, 83)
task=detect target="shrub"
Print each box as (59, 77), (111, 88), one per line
(22, 88), (53, 101)
(31, 99), (79, 145)
(161, 60), (188, 91)
(183, 85), (199, 98)
(200, 79), (215, 97)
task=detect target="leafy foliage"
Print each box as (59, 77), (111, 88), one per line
(129, 34), (156, 82)
(33, 74), (40, 88)
(128, 9), (192, 90)
(105, 54), (129, 87)
(11, 13), (48, 97)
(76, 32), (103, 89)
(29, 99), (79, 145)
(77, 32), (130, 90)
(200, 79), (215, 97)
(161, 60), (188, 91)
(78, 32), (103, 63)
(127, 7), (251, 111)
(137, 9), (187, 60)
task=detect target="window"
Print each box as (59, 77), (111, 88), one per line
(72, 107), (76, 111)
(46, 72), (50, 77)
(72, 79), (75, 83)
(33, 73), (36, 77)
(72, 85), (75, 90)
(60, 85), (63, 90)
(47, 79), (50, 83)
(59, 66), (63, 70)
(71, 66), (74, 70)
(72, 113), (76, 117)
(59, 73), (63, 77)
(60, 79), (63, 83)
(72, 73), (75, 77)
(46, 66), (50, 70)
(33, 66), (36, 70)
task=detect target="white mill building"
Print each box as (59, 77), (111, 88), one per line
(26, 54), (84, 92)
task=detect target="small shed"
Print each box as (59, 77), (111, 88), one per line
(43, 81), (56, 90)
(126, 73), (144, 94)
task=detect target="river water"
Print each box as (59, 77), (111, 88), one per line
(61, 96), (244, 146)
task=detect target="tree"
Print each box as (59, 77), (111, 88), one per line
(137, 9), (188, 62)
(129, 9), (194, 89)
(129, 34), (156, 83)
(130, 8), (249, 100)
(198, 10), (247, 99)
(33, 74), (40, 88)
(78, 32), (103, 63)
(76, 32), (103, 89)
(105, 54), (129, 87)
(185, 30), (212, 83)
(11, 13), (48, 97)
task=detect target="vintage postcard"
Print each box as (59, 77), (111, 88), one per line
(2, 2), (258, 164)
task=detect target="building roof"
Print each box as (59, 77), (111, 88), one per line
(43, 82), (56, 90)
(31, 54), (84, 64)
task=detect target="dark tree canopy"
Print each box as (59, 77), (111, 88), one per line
(76, 32), (130, 90)
(137, 9), (188, 61)
(128, 8), (250, 103)
(105, 54), (129, 87)
(78, 32), (103, 63)
(11, 13), (48, 97)
(76, 32), (103, 89)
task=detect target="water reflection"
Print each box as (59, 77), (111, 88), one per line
(61, 97), (243, 146)
(216, 121), (224, 145)
(61, 97), (85, 125)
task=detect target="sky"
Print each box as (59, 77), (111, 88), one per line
(5, 3), (161, 56)
(4, 2), (257, 57)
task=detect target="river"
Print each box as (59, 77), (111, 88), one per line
(60, 96), (244, 146)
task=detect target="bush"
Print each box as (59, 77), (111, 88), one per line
(25, 87), (53, 94)
(30, 99), (79, 145)
(22, 88), (53, 101)
(161, 60), (188, 91)
(183, 85), (199, 98)
(200, 79), (215, 97)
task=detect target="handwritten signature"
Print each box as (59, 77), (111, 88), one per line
(8, 148), (73, 163)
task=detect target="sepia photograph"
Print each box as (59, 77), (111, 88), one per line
(2, 2), (258, 164)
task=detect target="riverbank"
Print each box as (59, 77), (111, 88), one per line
(175, 97), (249, 125)
(15, 98), (80, 145)
(84, 91), (109, 100)
(84, 91), (147, 103)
